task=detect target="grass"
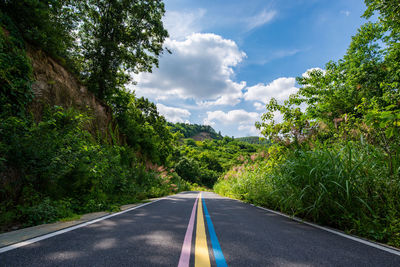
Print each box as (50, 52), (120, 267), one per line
(214, 141), (400, 248)
(58, 214), (81, 222)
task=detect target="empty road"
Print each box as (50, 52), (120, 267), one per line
(1, 191), (399, 266)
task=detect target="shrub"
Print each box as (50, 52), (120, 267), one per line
(0, 106), (185, 229)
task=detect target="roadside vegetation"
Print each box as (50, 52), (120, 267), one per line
(214, 0), (400, 247)
(0, 0), (183, 231)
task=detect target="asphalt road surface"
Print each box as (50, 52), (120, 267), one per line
(1, 191), (400, 266)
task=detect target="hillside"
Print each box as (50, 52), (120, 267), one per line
(27, 47), (115, 141)
(168, 122), (223, 140)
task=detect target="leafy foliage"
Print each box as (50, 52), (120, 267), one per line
(174, 137), (266, 188)
(0, 0), (78, 62)
(110, 90), (173, 165)
(0, 107), (189, 230)
(0, 11), (33, 117)
(76, 0), (168, 100)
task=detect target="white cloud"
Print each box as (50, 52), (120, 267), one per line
(244, 77), (298, 104)
(254, 102), (265, 111)
(198, 81), (246, 106)
(204, 109), (260, 135)
(156, 103), (190, 123)
(133, 33), (246, 105)
(245, 9), (276, 31)
(238, 125), (260, 135)
(163, 9), (206, 40)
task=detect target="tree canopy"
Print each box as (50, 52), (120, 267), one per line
(77, 0), (168, 100)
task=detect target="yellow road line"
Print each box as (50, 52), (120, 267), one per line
(195, 194), (211, 267)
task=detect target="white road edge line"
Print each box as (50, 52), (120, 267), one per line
(251, 203), (400, 257)
(0, 198), (165, 254)
(206, 195), (400, 256)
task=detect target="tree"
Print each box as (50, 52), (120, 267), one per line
(77, 0), (168, 100)
(256, 5), (400, 176)
(257, 20), (398, 146)
(364, 0), (400, 41)
(0, 11), (33, 117)
(1, 0), (78, 60)
(111, 90), (173, 165)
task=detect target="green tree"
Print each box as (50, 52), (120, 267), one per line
(364, 0), (400, 40)
(0, 11), (33, 117)
(1, 0), (78, 60)
(111, 90), (173, 165)
(175, 157), (201, 184)
(77, 0), (168, 100)
(257, 21), (398, 146)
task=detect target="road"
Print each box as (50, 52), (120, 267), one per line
(1, 191), (399, 266)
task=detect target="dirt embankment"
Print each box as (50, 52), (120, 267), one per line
(26, 47), (117, 142)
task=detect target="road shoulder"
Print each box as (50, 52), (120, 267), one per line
(0, 198), (161, 248)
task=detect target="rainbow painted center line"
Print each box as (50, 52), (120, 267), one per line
(178, 193), (228, 267)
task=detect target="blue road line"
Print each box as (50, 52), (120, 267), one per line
(202, 197), (228, 267)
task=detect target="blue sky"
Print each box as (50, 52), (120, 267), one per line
(132, 0), (369, 137)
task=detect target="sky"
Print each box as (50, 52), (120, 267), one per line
(131, 0), (369, 137)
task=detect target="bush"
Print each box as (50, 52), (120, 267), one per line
(0, 107), (184, 230)
(19, 198), (75, 226)
(0, 12), (33, 117)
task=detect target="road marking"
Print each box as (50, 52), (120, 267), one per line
(178, 193), (199, 267)
(252, 205), (400, 257)
(202, 196), (228, 267)
(0, 198), (163, 254)
(195, 193), (211, 267)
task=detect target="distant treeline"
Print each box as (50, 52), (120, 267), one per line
(235, 136), (270, 145)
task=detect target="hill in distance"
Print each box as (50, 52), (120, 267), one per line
(168, 123), (270, 145)
(168, 122), (223, 141)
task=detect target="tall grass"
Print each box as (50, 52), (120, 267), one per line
(214, 141), (400, 247)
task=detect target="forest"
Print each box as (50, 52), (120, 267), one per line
(1, 0), (400, 249)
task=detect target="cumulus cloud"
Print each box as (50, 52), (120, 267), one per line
(133, 33), (246, 105)
(204, 109), (260, 135)
(156, 103), (190, 123)
(163, 9), (206, 40)
(238, 125), (260, 135)
(245, 9), (276, 31)
(254, 102), (265, 111)
(198, 81), (246, 106)
(244, 77), (298, 104)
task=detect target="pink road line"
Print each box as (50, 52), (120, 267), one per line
(178, 193), (200, 267)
